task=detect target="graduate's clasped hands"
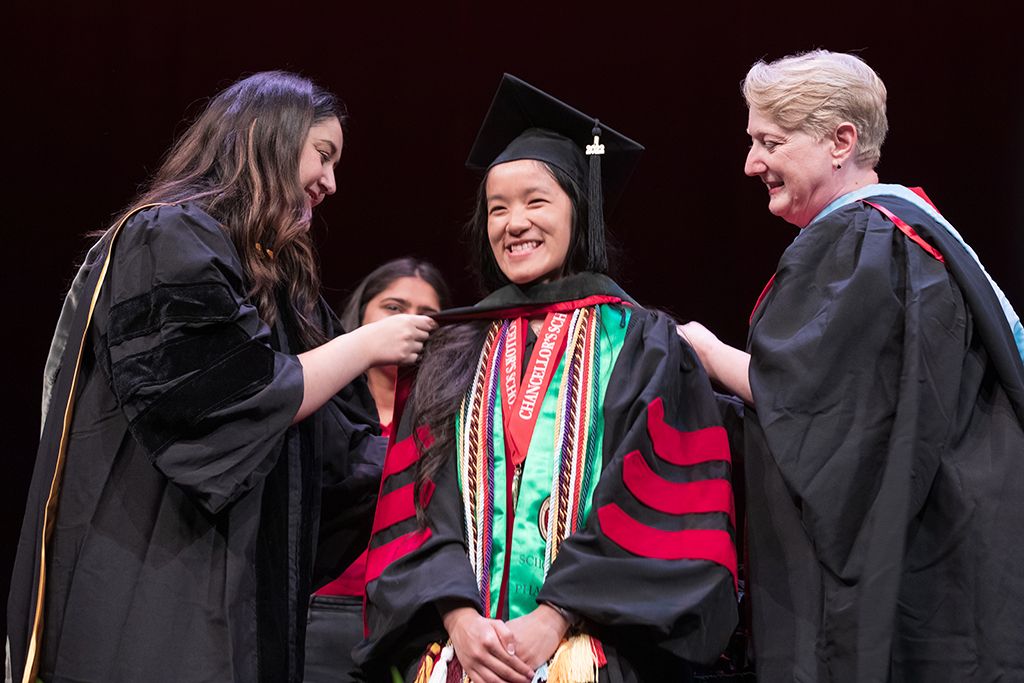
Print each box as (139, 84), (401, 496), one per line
(443, 603), (573, 683)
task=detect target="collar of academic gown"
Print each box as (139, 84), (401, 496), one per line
(434, 272), (637, 323)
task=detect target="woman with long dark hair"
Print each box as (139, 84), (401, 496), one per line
(7, 71), (434, 683)
(355, 75), (739, 683)
(306, 257), (451, 683)
(339, 258), (453, 428)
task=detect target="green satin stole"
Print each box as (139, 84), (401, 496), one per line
(456, 304), (630, 618)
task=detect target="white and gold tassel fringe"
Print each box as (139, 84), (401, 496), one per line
(547, 634), (600, 683)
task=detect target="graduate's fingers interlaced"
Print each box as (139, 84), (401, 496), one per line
(444, 609), (533, 683)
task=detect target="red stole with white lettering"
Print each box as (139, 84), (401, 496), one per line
(499, 312), (572, 467)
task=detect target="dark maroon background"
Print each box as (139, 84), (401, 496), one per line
(4, 1), (1022, 631)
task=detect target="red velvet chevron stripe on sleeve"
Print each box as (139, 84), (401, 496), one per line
(371, 481), (436, 534)
(621, 451), (735, 527)
(365, 425), (437, 583)
(381, 426), (434, 480)
(646, 398), (730, 466)
(598, 398), (737, 589)
(365, 528), (434, 584)
(598, 504), (737, 589)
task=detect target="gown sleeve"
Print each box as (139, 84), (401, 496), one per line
(355, 396), (482, 673)
(102, 203), (305, 515)
(536, 308), (739, 667)
(745, 201), (967, 673)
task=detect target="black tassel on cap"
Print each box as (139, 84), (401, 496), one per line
(586, 119), (607, 272)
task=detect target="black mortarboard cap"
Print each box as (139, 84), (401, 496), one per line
(466, 74), (644, 272)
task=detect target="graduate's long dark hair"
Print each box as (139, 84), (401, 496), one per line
(110, 71), (347, 351)
(411, 161), (603, 522)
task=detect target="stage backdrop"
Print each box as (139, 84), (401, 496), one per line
(3, 0), (1022, 629)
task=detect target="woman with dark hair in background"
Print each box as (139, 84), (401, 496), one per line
(7, 71), (434, 683)
(355, 75), (739, 683)
(306, 257), (451, 683)
(339, 258), (452, 428)
(682, 50), (1024, 681)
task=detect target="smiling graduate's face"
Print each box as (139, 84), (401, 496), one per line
(486, 159), (573, 286)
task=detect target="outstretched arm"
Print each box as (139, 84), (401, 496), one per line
(678, 322), (753, 406)
(294, 314), (436, 423)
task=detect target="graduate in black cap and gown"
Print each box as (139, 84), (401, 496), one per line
(354, 75), (739, 683)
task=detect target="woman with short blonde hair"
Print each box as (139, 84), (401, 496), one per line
(682, 49), (1024, 682)
(742, 49), (888, 168)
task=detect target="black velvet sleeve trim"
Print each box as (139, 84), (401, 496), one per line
(128, 339), (276, 456)
(108, 282), (239, 345)
(112, 323), (251, 403)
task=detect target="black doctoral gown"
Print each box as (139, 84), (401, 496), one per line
(355, 274), (740, 683)
(7, 204), (384, 683)
(744, 193), (1024, 683)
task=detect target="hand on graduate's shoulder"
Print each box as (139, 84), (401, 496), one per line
(355, 314), (438, 367)
(678, 322), (753, 406)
